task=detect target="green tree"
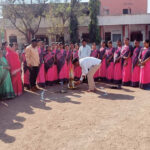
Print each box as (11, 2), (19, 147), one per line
(69, 0), (79, 44)
(88, 0), (100, 44)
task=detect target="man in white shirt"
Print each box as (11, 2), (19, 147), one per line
(72, 57), (101, 92)
(78, 39), (91, 59)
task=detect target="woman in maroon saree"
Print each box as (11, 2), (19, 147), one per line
(131, 40), (141, 87)
(121, 38), (132, 86)
(99, 41), (107, 81)
(139, 40), (150, 89)
(113, 40), (122, 87)
(91, 43), (100, 80)
(6, 45), (23, 96)
(105, 41), (115, 82)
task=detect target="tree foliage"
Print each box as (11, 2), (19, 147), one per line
(69, 0), (79, 44)
(88, 0), (100, 44)
(48, 0), (88, 43)
(3, 0), (48, 42)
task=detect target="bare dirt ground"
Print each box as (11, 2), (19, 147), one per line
(0, 82), (150, 150)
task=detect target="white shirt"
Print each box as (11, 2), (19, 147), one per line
(78, 45), (91, 59)
(79, 57), (101, 81)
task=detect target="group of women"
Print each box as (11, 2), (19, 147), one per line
(91, 38), (150, 90)
(0, 38), (150, 100)
(0, 43), (23, 100)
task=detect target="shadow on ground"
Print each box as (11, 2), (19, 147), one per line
(0, 83), (134, 143)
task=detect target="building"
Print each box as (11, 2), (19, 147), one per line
(99, 0), (150, 45)
(0, 0), (150, 47)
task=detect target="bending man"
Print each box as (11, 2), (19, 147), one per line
(72, 57), (101, 92)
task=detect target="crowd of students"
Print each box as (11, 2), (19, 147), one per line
(0, 38), (150, 100)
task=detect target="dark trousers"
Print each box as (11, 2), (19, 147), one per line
(29, 66), (39, 88)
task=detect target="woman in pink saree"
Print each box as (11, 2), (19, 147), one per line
(99, 41), (107, 81)
(36, 41), (46, 87)
(44, 46), (58, 86)
(6, 45), (23, 96)
(121, 38), (132, 86)
(73, 44), (81, 80)
(66, 44), (73, 80)
(113, 40), (122, 88)
(91, 43), (100, 81)
(105, 41), (115, 82)
(139, 40), (150, 89)
(131, 40), (141, 87)
(22, 50), (30, 89)
(56, 43), (68, 83)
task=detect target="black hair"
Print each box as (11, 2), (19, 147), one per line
(108, 40), (112, 44)
(134, 39), (140, 43)
(82, 39), (86, 43)
(101, 40), (106, 44)
(72, 58), (79, 64)
(31, 38), (37, 42)
(125, 38), (129, 41)
(144, 39), (150, 44)
(9, 43), (13, 48)
(117, 39), (122, 43)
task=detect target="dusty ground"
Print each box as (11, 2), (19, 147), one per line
(0, 82), (150, 150)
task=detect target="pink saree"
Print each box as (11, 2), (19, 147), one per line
(6, 47), (23, 96)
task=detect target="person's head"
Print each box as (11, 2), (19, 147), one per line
(13, 42), (18, 51)
(2, 41), (7, 50)
(46, 45), (51, 52)
(41, 41), (45, 49)
(31, 39), (37, 48)
(108, 41), (112, 48)
(65, 44), (69, 51)
(59, 43), (64, 49)
(101, 40), (106, 47)
(70, 43), (74, 50)
(52, 43), (55, 50)
(72, 58), (79, 67)
(124, 38), (130, 46)
(134, 40), (140, 48)
(37, 39), (42, 47)
(117, 40), (122, 47)
(143, 39), (150, 48)
(82, 39), (87, 47)
(75, 43), (79, 50)
(92, 42), (97, 50)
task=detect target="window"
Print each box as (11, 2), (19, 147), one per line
(112, 34), (121, 42)
(105, 32), (111, 42)
(123, 9), (131, 14)
(130, 31), (143, 41)
(9, 36), (17, 43)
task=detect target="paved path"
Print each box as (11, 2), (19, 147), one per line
(0, 83), (150, 150)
